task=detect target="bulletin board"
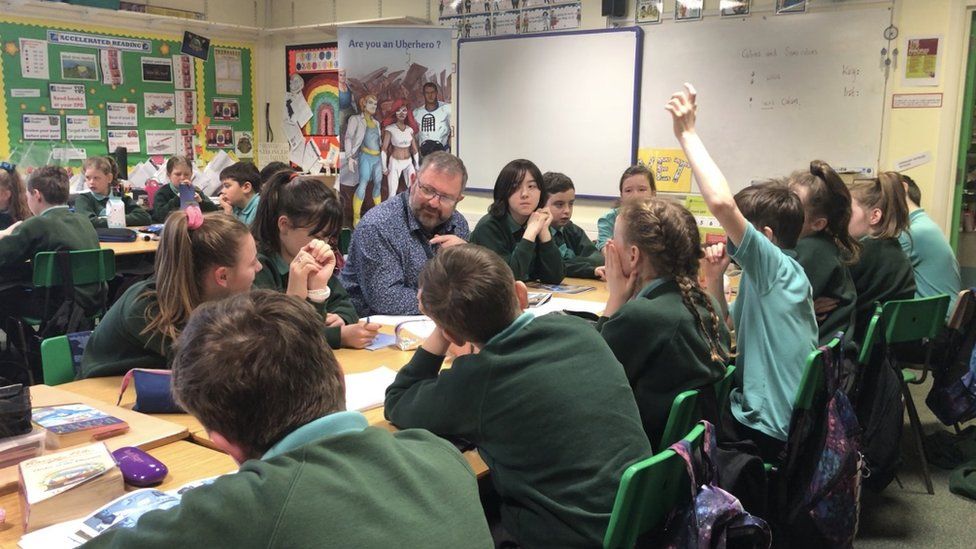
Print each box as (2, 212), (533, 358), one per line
(0, 15), (256, 170)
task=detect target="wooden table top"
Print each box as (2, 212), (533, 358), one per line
(100, 237), (159, 257)
(0, 440), (237, 545)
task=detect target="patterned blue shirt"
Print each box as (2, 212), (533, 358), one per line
(339, 191), (469, 316)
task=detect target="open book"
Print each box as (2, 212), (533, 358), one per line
(19, 476), (219, 548)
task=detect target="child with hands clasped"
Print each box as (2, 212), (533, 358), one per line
(251, 170), (377, 349)
(470, 159), (565, 283)
(667, 84), (818, 461)
(151, 156), (219, 222)
(599, 198), (731, 447)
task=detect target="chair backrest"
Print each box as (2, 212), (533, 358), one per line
(40, 331), (91, 385)
(715, 364), (735, 410)
(857, 295), (951, 364)
(793, 337), (840, 412)
(339, 227), (353, 255)
(604, 424), (705, 549)
(32, 249), (116, 287)
(659, 389), (700, 451)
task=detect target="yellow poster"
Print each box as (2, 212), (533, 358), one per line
(637, 147), (692, 193)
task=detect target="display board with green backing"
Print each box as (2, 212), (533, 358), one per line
(0, 15), (255, 171)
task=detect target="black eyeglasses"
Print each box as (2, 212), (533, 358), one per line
(415, 181), (460, 206)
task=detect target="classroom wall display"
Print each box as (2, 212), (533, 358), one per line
(457, 27), (641, 198)
(438, 0), (580, 38)
(720, 0), (750, 17)
(776, 0), (806, 15)
(639, 6), (889, 192)
(637, 148), (692, 193)
(0, 16), (255, 169)
(904, 36), (941, 87)
(337, 26), (452, 226)
(284, 42), (340, 139)
(675, 0), (702, 22)
(637, 1), (662, 24)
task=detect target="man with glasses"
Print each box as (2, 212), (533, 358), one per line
(340, 152), (469, 315)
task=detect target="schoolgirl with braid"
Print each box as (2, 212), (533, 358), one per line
(598, 197), (730, 448)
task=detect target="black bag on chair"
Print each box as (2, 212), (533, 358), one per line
(0, 381), (31, 438)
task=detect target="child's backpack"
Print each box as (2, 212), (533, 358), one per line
(853, 343), (904, 492)
(773, 340), (863, 548)
(655, 421), (771, 549)
(927, 289), (976, 426)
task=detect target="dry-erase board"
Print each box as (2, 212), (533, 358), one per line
(457, 27), (642, 197)
(640, 5), (891, 190)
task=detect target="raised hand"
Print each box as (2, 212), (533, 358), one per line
(665, 83), (698, 139)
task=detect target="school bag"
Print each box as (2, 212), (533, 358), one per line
(853, 343), (903, 492)
(772, 340), (862, 548)
(652, 421), (772, 549)
(926, 289), (976, 426)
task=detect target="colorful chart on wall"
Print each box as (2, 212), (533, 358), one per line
(285, 43), (340, 137)
(0, 16), (255, 170)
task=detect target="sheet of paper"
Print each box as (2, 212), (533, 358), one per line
(366, 315), (429, 327)
(49, 84), (86, 110)
(365, 333), (397, 351)
(100, 48), (123, 85)
(344, 367), (399, 412)
(20, 38), (49, 80)
(145, 130), (177, 155)
(284, 90), (313, 127)
(65, 115), (101, 141)
(172, 54), (195, 89)
(106, 102), (138, 126)
(526, 297), (605, 318)
(174, 90), (196, 125)
(214, 47), (242, 95)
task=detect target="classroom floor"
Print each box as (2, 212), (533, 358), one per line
(856, 380), (976, 548)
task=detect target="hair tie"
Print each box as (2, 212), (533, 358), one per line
(288, 171), (301, 181)
(185, 204), (204, 230)
(0, 161), (15, 174)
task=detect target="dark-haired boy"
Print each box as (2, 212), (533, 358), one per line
(543, 172), (605, 279)
(85, 290), (493, 548)
(218, 161), (261, 226)
(385, 244), (651, 548)
(668, 84), (817, 461)
(0, 166), (100, 316)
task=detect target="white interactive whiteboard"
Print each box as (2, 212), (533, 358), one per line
(457, 28), (642, 197)
(640, 6), (892, 191)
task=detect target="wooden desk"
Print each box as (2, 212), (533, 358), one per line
(0, 441), (237, 545)
(100, 237), (158, 257)
(0, 385), (188, 495)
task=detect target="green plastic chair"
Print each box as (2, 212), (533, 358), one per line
(658, 390), (700, 451)
(339, 227), (353, 255)
(856, 295), (951, 495)
(715, 364), (735, 411)
(604, 424), (706, 549)
(40, 336), (75, 386)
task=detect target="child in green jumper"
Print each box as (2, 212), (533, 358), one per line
(385, 244), (651, 548)
(784, 161), (861, 345)
(600, 198), (730, 447)
(848, 172), (916, 338)
(469, 159), (565, 283)
(543, 172), (604, 279)
(218, 161), (261, 226)
(668, 83), (818, 461)
(0, 163), (31, 230)
(75, 156), (151, 228)
(80, 212), (261, 378)
(85, 291), (493, 548)
(594, 164), (656, 252)
(151, 156), (219, 222)
(250, 170), (378, 349)
(0, 166), (101, 318)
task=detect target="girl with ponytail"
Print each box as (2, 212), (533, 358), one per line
(0, 163), (31, 230)
(251, 170), (378, 349)
(847, 171), (916, 338)
(785, 160), (861, 344)
(598, 197), (730, 447)
(80, 211), (261, 378)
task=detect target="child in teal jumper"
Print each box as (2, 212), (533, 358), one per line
(85, 291), (493, 548)
(667, 83), (818, 461)
(218, 161), (261, 226)
(595, 164), (656, 252)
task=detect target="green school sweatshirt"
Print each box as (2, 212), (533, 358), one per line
(73, 192), (151, 228)
(79, 279), (170, 379)
(794, 233), (858, 344)
(469, 214), (565, 283)
(551, 221), (604, 279)
(597, 278), (729, 448)
(252, 252), (358, 349)
(385, 313), (651, 548)
(0, 205), (102, 312)
(150, 183), (218, 223)
(850, 236), (916, 340)
(84, 416), (493, 549)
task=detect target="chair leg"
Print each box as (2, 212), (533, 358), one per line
(902, 384), (934, 495)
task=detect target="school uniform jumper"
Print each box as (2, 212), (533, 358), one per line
(551, 221), (604, 279)
(232, 193), (260, 226)
(79, 279), (170, 378)
(794, 233), (858, 345)
(150, 183), (219, 223)
(385, 313), (652, 548)
(598, 278), (730, 448)
(850, 236), (916, 340)
(84, 412), (494, 548)
(73, 192), (151, 228)
(0, 205), (102, 313)
(898, 208), (961, 316)
(729, 224), (819, 443)
(595, 207), (618, 251)
(252, 252), (358, 349)
(469, 214), (565, 283)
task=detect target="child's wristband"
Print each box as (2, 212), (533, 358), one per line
(307, 287), (331, 303)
